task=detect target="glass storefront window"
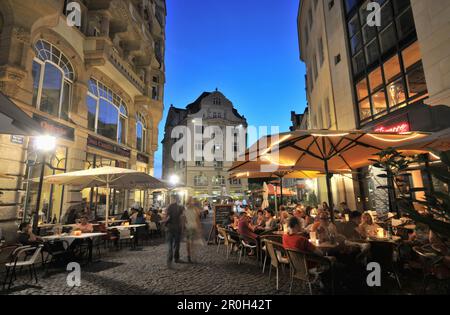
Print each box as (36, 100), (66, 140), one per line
(396, 8), (415, 39)
(346, 0), (427, 125)
(379, 24), (396, 54)
(82, 153), (127, 218)
(356, 78), (369, 100)
(407, 62), (427, 98)
(368, 67), (383, 92)
(383, 54), (401, 82)
(23, 146), (68, 224)
(371, 89), (388, 116)
(365, 39), (379, 66)
(359, 98), (372, 121)
(387, 78), (406, 107)
(402, 41), (421, 70)
(352, 52), (366, 76)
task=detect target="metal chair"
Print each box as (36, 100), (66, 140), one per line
(3, 245), (43, 290)
(238, 237), (257, 265)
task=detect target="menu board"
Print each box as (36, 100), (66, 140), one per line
(214, 205), (233, 227)
(208, 205), (234, 244)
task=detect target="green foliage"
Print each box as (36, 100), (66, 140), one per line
(375, 149), (450, 238)
(305, 191), (318, 207)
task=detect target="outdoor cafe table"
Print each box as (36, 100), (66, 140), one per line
(107, 224), (146, 230)
(42, 232), (106, 246)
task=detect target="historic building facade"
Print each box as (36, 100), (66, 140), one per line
(162, 90), (249, 199)
(298, 0), (450, 212)
(0, 0), (166, 238)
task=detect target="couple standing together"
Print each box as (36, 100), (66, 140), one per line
(163, 196), (204, 268)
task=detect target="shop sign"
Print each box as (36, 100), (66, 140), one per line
(33, 114), (75, 141)
(87, 135), (131, 158)
(374, 122), (410, 133)
(10, 135), (24, 145)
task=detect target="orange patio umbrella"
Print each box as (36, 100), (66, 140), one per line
(229, 129), (431, 218)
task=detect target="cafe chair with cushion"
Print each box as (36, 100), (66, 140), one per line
(286, 248), (333, 295)
(264, 240), (289, 291)
(42, 240), (70, 273)
(224, 229), (239, 259)
(118, 229), (134, 249)
(3, 245), (43, 290)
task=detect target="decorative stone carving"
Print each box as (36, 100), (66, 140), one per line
(12, 27), (31, 43)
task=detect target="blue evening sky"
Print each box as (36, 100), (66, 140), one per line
(154, 0), (307, 178)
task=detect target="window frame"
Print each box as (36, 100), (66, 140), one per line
(87, 78), (129, 144)
(33, 40), (74, 121)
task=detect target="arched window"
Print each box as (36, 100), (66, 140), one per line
(136, 112), (147, 152)
(212, 175), (225, 186)
(86, 78), (128, 143)
(194, 175), (207, 187)
(32, 40), (74, 121)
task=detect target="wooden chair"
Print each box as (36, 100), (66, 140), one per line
(413, 244), (448, 293)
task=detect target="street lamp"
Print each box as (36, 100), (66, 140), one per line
(32, 135), (56, 231)
(169, 174), (180, 186)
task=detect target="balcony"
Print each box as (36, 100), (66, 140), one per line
(84, 37), (146, 94)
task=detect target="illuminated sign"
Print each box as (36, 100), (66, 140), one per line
(374, 122), (410, 133)
(33, 114), (75, 141)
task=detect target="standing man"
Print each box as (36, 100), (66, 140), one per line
(163, 196), (185, 268)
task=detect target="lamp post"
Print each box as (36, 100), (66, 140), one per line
(32, 135), (56, 232)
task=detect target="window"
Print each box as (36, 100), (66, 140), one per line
(335, 54), (341, 65)
(86, 79), (128, 144)
(32, 40), (74, 121)
(312, 54), (318, 80)
(194, 175), (208, 186)
(345, 0), (426, 125)
(229, 178), (241, 185)
(212, 175), (226, 186)
(136, 113), (147, 152)
(318, 38), (324, 67)
(214, 160), (224, 168)
(308, 8), (313, 29)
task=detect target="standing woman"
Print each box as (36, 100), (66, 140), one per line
(185, 197), (204, 263)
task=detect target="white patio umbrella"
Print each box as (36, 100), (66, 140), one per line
(261, 182), (270, 211)
(44, 166), (166, 224)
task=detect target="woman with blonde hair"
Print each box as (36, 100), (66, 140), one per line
(185, 197), (205, 263)
(357, 213), (381, 238)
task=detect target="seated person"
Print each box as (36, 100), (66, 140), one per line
(279, 210), (291, 227)
(293, 209), (306, 231)
(311, 211), (338, 243)
(263, 209), (278, 231)
(339, 202), (352, 217)
(237, 212), (258, 242)
(75, 216), (94, 233)
(17, 222), (42, 246)
(120, 210), (130, 221)
(339, 211), (363, 241)
(251, 210), (266, 230)
(357, 213), (381, 238)
(283, 217), (323, 256)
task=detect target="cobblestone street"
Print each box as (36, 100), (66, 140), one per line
(4, 239), (296, 295)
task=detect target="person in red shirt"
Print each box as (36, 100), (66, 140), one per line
(283, 217), (323, 256)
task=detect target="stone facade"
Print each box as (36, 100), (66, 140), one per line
(0, 0), (166, 240)
(162, 91), (249, 199)
(411, 0), (450, 107)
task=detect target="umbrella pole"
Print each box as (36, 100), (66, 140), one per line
(280, 176), (284, 207)
(324, 160), (335, 221)
(105, 180), (110, 226)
